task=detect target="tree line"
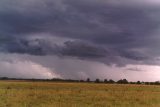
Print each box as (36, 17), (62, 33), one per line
(88, 78), (160, 85)
(0, 77), (160, 85)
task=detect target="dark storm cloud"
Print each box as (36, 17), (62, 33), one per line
(60, 41), (107, 58)
(1, 37), (148, 67)
(3, 37), (107, 58)
(0, 0), (160, 66)
(117, 50), (148, 61)
(6, 39), (45, 55)
(126, 68), (144, 72)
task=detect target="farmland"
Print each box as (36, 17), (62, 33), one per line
(0, 81), (160, 107)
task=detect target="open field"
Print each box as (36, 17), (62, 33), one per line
(0, 81), (160, 107)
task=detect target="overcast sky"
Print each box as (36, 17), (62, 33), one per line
(0, 0), (160, 81)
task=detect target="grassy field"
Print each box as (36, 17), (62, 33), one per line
(0, 81), (160, 107)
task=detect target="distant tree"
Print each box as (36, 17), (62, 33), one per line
(154, 81), (160, 85)
(130, 82), (135, 84)
(144, 82), (150, 85)
(123, 79), (128, 84)
(0, 77), (8, 80)
(117, 79), (122, 84)
(117, 79), (128, 84)
(108, 79), (115, 84)
(86, 78), (90, 82)
(80, 80), (84, 82)
(137, 81), (141, 84)
(104, 79), (108, 83)
(95, 79), (100, 83)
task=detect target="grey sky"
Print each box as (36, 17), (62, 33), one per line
(0, 0), (160, 81)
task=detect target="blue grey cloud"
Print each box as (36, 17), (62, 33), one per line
(0, 0), (160, 66)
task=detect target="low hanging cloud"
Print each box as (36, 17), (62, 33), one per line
(0, 53), (61, 79)
(0, 60), (58, 79)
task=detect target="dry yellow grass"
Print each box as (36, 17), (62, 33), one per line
(0, 81), (160, 107)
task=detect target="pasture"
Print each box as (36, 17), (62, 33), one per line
(0, 81), (160, 107)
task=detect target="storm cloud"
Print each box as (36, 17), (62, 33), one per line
(0, 0), (160, 81)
